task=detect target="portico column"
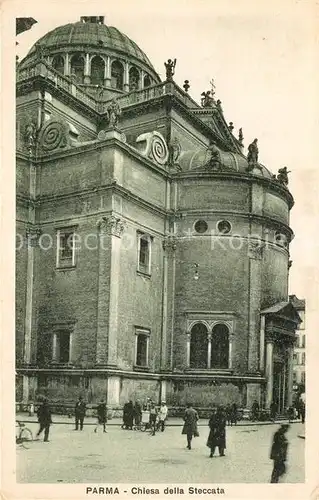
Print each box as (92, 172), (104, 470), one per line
(84, 53), (90, 84)
(265, 340), (274, 408)
(104, 56), (111, 86)
(286, 345), (294, 407)
(259, 315), (266, 372)
(186, 332), (191, 368)
(207, 333), (212, 369)
(124, 61), (130, 92)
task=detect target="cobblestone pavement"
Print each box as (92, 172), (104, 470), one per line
(16, 421), (305, 484)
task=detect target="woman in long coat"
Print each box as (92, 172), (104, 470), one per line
(182, 403), (199, 450)
(207, 406), (226, 457)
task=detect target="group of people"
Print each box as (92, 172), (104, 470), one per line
(122, 399), (168, 435)
(251, 398), (306, 424)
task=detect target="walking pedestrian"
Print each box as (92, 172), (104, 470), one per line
(74, 396), (86, 431)
(36, 398), (52, 442)
(207, 406), (227, 457)
(270, 401), (277, 422)
(182, 403), (199, 450)
(149, 402), (158, 436)
(94, 399), (107, 433)
(270, 424), (290, 483)
(158, 401), (168, 432)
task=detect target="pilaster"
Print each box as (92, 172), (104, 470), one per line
(162, 235), (177, 370)
(96, 216), (125, 366)
(247, 240), (264, 372)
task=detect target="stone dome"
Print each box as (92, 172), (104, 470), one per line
(25, 21), (154, 67)
(19, 17), (160, 92)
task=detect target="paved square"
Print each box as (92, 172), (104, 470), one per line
(17, 421), (305, 484)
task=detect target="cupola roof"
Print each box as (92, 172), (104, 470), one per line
(21, 17), (156, 71)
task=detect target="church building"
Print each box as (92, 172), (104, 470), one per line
(16, 16), (302, 411)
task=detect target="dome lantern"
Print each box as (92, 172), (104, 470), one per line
(80, 16), (105, 24)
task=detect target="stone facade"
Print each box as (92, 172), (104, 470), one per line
(16, 17), (301, 411)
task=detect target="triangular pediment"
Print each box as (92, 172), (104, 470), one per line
(261, 301), (302, 325)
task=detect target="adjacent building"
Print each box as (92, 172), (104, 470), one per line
(16, 16), (302, 411)
(289, 295), (306, 395)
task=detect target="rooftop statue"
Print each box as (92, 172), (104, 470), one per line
(106, 99), (121, 129)
(205, 141), (221, 169)
(238, 128), (244, 147)
(276, 166), (290, 186)
(164, 58), (176, 81)
(247, 138), (258, 166)
(201, 91), (214, 108)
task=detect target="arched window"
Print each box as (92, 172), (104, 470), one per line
(52, 55), (64, 75)
(211, 324), (229, 369)
(91, 56), (105, 86)
(190, 323), (208, 369)
(129, 66), (140, 91)
(70, 54), (84, 84)
(111, 60), (124, 90)
(144, 74), (151, 88)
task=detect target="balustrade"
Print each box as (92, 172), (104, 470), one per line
(17, 62), (200, 114)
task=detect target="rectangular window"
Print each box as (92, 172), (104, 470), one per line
(56, 228), (76, 268)
(301, 335), (305, 348)
(293, 353), (297, 364)
(137, 232), (152, 275)
(52, 331), (71, 363)
(135, 328), (150, 367)
(301, 352), (305, 365)
(293, 371), (297, 383)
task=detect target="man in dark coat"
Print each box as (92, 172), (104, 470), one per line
(74, 396), (86, 430)
(270, 401), (277, 422)
(94, 399), (107, 433)
(123, 400), (134, 429)
(182, 403), (199, 450)
(270, 424), (290, 483)
(207, 406), (226, 457)
(36, 398), (52, 442)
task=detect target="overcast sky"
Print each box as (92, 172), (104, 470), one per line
(14, 0), (318, 302)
